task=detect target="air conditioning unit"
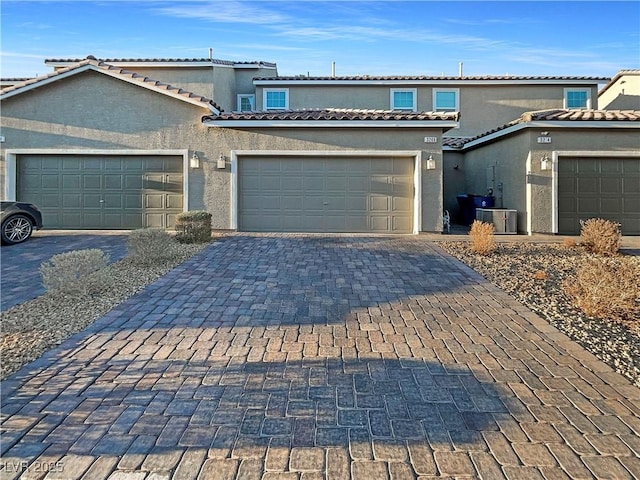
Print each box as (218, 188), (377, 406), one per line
(475, 208), (517, 234)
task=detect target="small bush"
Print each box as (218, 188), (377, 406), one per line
(40, 249), (110, 295)
(564, 257), (639, 320)
(127, 228), (177, 264)
(175, 211), (212, 244)
(469, 220), (496, 255)
(561, 238), (577, 249)
(580, 218), (621, 256)
(533, 270), (547, 281)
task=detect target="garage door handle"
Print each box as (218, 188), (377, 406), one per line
(99, 200), (105, 203)
(323, 202), (329, 205)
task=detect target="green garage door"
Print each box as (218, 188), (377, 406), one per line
(558, 157), (640, 235)
(238, 156), (414, 233)
(18, 154), (183, 229)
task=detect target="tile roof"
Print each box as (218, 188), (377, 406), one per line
(45, 57), (277, 68)
(1, 57), (222, 112)
(255, 75), (610, 82)
(448, 109), (640, 149)
(203, 108), (459, 122)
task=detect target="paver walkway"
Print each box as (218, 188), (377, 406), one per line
(1, 234), (639, 479)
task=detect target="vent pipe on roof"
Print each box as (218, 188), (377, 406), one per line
(332, 61), (336, 78)
(209, 48), (213, 61)
(459, 62), (463, 77)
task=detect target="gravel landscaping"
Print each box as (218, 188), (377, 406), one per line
(0, 242), (207, 379)
(438, 241), (640, 387)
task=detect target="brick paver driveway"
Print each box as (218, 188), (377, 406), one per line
(1, 234), (639, 479)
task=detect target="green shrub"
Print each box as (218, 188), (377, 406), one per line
(175, 211), (212, 244)
(564, 256), (639, 320)
(469, 220), (496, 255)
(580, 218), (621, 256)
(40, 249), (110, 295)
(127, 228), (178, 264)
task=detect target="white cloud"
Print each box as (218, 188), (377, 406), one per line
(155, 0), (290, 25)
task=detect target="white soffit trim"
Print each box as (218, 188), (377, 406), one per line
(462, 120), (640, 150)
(204, 120), (459, 129)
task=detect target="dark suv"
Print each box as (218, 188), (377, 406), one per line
(1, 202), (43, 245)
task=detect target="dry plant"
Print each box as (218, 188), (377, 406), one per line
(561, 238), (577, 249)
(127, 228), (179, 265)
(469, 220), (496, 255)
(580, 218), (622, 256)
(564, 256), (639, 320)
(40, 249), (110, 295)
(533, 270), (547, 281)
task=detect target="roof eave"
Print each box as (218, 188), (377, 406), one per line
(203, 119), (459, 130)
(462, 120), (640, 150)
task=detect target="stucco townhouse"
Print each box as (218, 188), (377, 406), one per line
(1, 57), (638, 235)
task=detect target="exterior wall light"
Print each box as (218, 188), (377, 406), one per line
(190, 152), (200, 169)
(540, 153), (551, 171)
(426, 154), (436, 170)
(217, 154), (226, 169)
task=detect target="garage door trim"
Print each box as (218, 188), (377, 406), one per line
(230, 150), (423, 234)
(548, 150), (640, 234)
(4, 148), (191, 210)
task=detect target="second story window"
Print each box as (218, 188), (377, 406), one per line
(564, 89), (591, 109)
(391, 88), (417, 111)
(264, 89), (289, 110)
(433, 88), (459, 112)
(237, 94), (255, 112)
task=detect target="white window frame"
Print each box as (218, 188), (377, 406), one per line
(237, 94), (255, 112)
(563, 88), (591, 109)
(263, 88), (289, 110)
(433, 88), (459, 112)
(390, 88), (417, 111)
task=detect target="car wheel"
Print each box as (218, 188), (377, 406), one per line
(1, 214), (34, 245)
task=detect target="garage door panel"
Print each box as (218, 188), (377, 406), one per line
(601, 178), (621, 194)
(325, 176), (347, 192)
(371, 216), (390, 231)
(304, 177), (324, 191)
(18, 154), (183, 229)
(82, 175), (101, 189)
(370, 196), (390, 211)
(238, 156), (414, 233)
(348, 177), (368, 192)
(104, 175), (124, 190)
(558, 157), (639, 235)
(64, 194), (83, 208)
(577, 178), (598, 193)
(261, 177), (281, 190)
(392, 216), (412, 232)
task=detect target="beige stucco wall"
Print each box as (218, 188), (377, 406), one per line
(111, 65), (276, 112)
(0, 70), (218, 219)
(598, 73), (640, 110)
(442, 151), (465, 219)
(1, 70), (448, 232)
(256, 83), (600, 137)
(462, 127), (640, 234)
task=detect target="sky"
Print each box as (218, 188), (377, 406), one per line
(1, 0), (638, 79)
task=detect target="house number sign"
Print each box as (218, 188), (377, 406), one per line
(424, 136), (438, 143)
(537, 137), (552, 143)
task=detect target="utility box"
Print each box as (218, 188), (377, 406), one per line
(476, 208), (517, 234)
